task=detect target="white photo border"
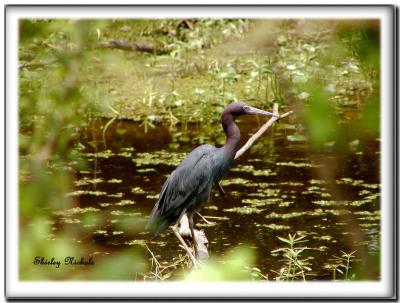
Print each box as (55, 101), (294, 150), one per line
(5, 4), (397, 300)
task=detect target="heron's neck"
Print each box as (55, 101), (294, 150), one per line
(222, 114), (240, 158)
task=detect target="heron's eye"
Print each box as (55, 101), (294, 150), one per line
(242, 106), (250, 112)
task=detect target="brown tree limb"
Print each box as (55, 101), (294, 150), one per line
(99, 40), (164, 54)
(19, 59), (58, 69)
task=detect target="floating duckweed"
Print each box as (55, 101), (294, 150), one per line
(359, 223), (379, 228)
(62, 218), (81, 224)
(312, 200), (336, 207)
(66, 190), (107, 197)
(337, 177), (364, 186)
(358, 216), (380, 222)
(354, 210), (378, 216)
(54, 207), (100, 216)
(220, 178), (249, 186)
(131, 187), (146, 194)
(278, 201), (293, 207)
(108, 192), (124, 198)
(112, 231), (124, 235)
(309, 179), (327, 185)
(120, 147), (135, 152)
(263, 223), (290, 230)
(137, 168), (157, 173)
(313, 235), (334, 242)
(79, 170), (93, 174)
(257, 188), (280, 197)
(224, 206), (263, 215)
(132, 151), (186, 167)
(276, 161), (321, 168)
(252, 169), (277, 177)
(361, 183), (380, 189)
(279, 181), (304, 186)
(125, 239), (146, 246)
(86, 149), (113, 159)
(309, 209), (325, 216)
(74, 177), (104, 186)
(116, 199), (135, 206)
(146, 194), (159, 199)
(204, 205), (218, 210)
(93, 230), (108, 235)
(358, 189), (371, 196)
(242, 198), (279, 207)
(117, 151), (132, 158)
(231, 165), (255, 172)
(265, 211), (306, 219)
(350, 198), (379, 207)
(99, 202), (111, 207)
(110, 210), (137, 216)
(108, 178), (123, 183)
(229, 191), (242, 197)
(256, 183), (275, 189)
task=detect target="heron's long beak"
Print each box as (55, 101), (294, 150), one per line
(245, 106), (280, 118)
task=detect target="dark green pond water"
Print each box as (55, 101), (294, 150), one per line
(63, 115), (380, 280)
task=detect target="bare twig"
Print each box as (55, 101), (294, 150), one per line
(235, 103), (293, 160)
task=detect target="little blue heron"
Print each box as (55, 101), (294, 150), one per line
(147, 101), (278, 265)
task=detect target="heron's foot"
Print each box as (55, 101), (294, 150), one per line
(196, 211), (217, 225)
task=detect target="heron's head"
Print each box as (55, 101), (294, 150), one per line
(224, 101), (279, 118)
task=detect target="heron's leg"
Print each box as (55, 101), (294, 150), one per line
(171, 224), (199, 269)
(217, 182), (225, 196)
(188, 213), (199, 259)
(196, 211), (216, 225)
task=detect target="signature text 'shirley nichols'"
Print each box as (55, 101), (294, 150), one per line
(33, 256), (95, 268)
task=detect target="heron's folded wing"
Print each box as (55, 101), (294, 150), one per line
(159, 144), (217, 216)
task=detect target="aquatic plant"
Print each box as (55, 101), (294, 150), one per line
(271, 233), (312, 281)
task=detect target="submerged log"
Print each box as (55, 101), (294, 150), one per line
(178, 214), (209, 262)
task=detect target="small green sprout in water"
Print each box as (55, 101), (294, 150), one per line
(325, 250), (357, 281)
(271, 233), (311, 281)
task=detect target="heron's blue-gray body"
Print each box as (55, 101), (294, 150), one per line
(147, 144), (233, 236)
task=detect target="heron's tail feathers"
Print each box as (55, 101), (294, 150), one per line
(146, 204), (172, 237)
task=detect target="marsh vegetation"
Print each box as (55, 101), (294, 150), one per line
(19, 19), (380, 281)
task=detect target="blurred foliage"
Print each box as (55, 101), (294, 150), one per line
(185, 246), (256, 281)
(18, 18), (380, 280)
